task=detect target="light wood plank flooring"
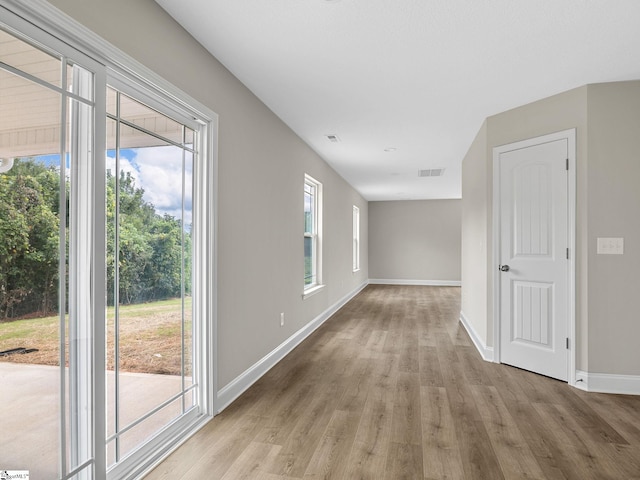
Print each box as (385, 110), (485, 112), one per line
(147, 285), (640, 479)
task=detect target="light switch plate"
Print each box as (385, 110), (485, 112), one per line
(597, 237), (624, 255)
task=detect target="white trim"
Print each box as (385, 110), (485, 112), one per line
(92, 66), (108, 480)
(304, 174), (323, 292)
(368, 279), (461, 286)
(567, 130), (577, 386)
(217, 281), (368, 413)
(492, 145), (501, 364)
(492, 129), (576, 384)
(302, 284), (325, 300)
(459, 311), (494, 362)
(575, 371), (640, 395)
(352, 205), (360, 272)
(134, 414), (211, 480)
(108, 410), (209, 480)
(104, 73), (216, 480)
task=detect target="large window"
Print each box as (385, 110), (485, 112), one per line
(353, 205), (360, 272)
(0, 4), (216, 479)
(304, 174), (322, 293)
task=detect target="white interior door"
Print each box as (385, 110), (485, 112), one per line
(497, 133), (572, 381)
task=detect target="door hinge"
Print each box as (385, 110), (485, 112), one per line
(566, 337), (570, 350)
(566, 248), (569, 260)
(566, 158), (569, 170)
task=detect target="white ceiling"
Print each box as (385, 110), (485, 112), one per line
(155, 0), (640, 201)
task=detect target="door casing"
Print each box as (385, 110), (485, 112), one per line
(492, 128), (577, 386)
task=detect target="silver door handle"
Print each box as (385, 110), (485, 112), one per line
(499, 265), (510, 272)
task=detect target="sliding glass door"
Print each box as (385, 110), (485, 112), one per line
(0, 5), (215, 478)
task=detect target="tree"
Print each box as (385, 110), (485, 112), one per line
(106, 170), (190, 305)
(1, 160), (191, 318)
(0, 159), (60, 319)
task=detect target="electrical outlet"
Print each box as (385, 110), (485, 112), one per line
(280, 312), (285, 327)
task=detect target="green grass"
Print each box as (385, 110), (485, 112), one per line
(106, 297), (189, 317)
(1, 298), (188, 338)
(0, 318), (54, 342)
(0, 297), (192, 374)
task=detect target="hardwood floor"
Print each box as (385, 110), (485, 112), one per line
(146, 285), (640, 479)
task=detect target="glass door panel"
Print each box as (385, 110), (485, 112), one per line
(0, 70), (62, 480)
(106, 87), (197, 466)
(1, 25), (96, 480)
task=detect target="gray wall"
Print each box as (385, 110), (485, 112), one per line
(461, 80), (640, 376)
(586, 81), (640, 375)
(461, 122), (488, 341)
(487, 86), (588, 367)
(369, 200), (461, 283)
(48, 0), (369, 389)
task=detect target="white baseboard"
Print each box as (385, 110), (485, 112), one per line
(368, 279), (461, 286)
(459, 311), (494, 362)
(216, 281), (369, 413)
(574, 370), (640, 395)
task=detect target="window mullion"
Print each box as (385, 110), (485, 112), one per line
(58, 55), (69, 480)
(181, 130), (186, 415)
(113, 90), (122, 465)
(92, 66), (108, 480)
(68, 63), (97, 480)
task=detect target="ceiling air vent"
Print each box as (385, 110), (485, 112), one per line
(325, 134), (340, 143)
(418, 168), (445, 177)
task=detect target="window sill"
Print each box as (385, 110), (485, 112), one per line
(302, 284), (325, 300)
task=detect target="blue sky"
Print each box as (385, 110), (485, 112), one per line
(35, 146), (192, 226)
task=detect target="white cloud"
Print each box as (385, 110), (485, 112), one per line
(107, 145), (193, 227)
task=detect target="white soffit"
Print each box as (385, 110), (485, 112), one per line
(155, 0), (640, 201)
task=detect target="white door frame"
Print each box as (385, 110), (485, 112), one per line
(492, 129), (577, 386)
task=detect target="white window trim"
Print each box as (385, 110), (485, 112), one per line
(302, 283), (326, 300)
(303, 174), (323, 296)
(104, 81), (215, 480)
(0, 2), (218, 479)
(352, 205), (360, 272)
(104, 58), (218, 480)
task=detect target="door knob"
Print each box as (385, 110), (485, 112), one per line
(499, 264), (510, 272)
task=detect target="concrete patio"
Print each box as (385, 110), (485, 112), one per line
(0, 362), (186, 479)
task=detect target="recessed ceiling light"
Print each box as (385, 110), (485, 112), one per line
(325, 134), (340, 143)
(384, 147), (397, 152)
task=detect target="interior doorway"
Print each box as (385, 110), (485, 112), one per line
(493, 129), (576, 382)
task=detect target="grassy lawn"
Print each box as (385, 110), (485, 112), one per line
(0, 297), (192, 375)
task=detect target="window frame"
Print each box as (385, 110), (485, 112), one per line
(303, 174), (323, 297)
(104, 80), (211, 479)
(352, 205), (360, 272)
(105, 61), (217, 480)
